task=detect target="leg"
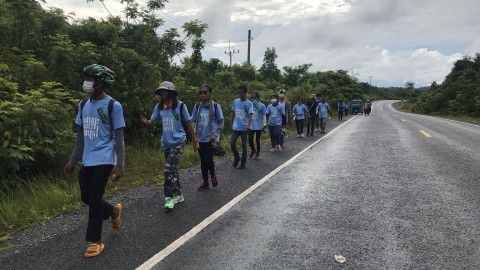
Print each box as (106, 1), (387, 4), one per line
(198, 142), (210, 183)
(248, 129), (256, 158)
(255, 130), (262, 155)
(240, 131), (248, 166)
(268, 125), (276, 148)
(163, 143), (185, 197)
(230, 130), (240, 165)
(79, 165), (115, 242)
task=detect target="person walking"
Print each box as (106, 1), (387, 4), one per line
(141, 81), (199, 210)
(230, 84), (253, 169)
(315, 93), (322, 132)
(278, 89), (291, 148)
(337, 100), (345, 121)
(292, 98), (308, 137)
(248, 92), (267, 160)
(64, 64), (125, 258)
(266, 94), (286, 152)
(344, 103), (350, 117)
(317, 97), (332, 133)
(191, 84), (224, 191)
(306, 94), (319, 136)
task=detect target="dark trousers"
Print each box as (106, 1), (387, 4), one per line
(307, 115), (315, 135)
(295, 119), (304, 134)
(268, 125), (281, 148)
(248, 130), (262, 154)
(79, 165), (114, 242)
(315, 114), (320, 129)
(230, 130), (248, 165)
(338, 111), (344, 120)
(198, 141), (215, 183)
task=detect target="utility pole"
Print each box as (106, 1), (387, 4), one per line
(225, 40), (239, 67)
(247, 30), (251, 64)
(369, 75), (372, 85)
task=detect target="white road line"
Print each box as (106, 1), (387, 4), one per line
(136, 118), (353, 270)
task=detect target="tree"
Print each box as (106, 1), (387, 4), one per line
(259, 47), (281, 83)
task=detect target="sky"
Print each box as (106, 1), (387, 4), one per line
(40, 0), (480, 87)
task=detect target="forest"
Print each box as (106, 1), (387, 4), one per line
(1, 0), (478, 190)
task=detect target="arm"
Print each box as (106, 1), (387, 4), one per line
(186, 120), (200, 150)
(111, 128), (125, 181)
(246, 113), (252, 130)
(64, 125), (84, 176)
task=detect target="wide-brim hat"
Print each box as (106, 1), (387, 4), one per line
(155, 81), (177, 95)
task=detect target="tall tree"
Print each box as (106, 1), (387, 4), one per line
(259, 47), (281, 83)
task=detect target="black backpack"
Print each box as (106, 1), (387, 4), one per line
(80, 98), (116, 140)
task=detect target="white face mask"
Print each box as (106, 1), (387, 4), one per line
(83, 81), (94, 95)
(271, 98), (277, 103)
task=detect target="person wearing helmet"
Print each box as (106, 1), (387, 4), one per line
(64, 64), (125, 258)
(141, 81), (199, 210)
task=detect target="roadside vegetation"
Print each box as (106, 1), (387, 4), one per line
(0, 0), (478, 245)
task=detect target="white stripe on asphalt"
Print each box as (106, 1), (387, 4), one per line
(136, 117), (354, 270)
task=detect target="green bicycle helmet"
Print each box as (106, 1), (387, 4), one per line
(83, 64), (115, 85)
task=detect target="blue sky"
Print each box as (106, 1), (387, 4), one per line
(40, 0), (480, 87)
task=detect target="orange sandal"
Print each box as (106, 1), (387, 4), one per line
(111, 203), (122, 232)
(83, 243), (104, 258)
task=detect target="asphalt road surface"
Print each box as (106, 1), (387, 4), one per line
(2, 100), (480, 269)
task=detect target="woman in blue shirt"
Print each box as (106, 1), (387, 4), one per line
(266, 94), (286, 152)
(248, 92), (267, 160)
(191, 84), (224, 191)
(141, 81), (199, 210)
(292, 98), (308, 137)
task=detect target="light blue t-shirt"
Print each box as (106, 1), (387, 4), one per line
(317, 102), (330, 118)
(292, 103), (307, 120)
(75, 96), (126, 167)
(250, 100), (267, 131)
(231, 98), (253, 131)
(191, 102), (224, 143)
(150, 101), (192, 149)
(266, 103), (285, 126)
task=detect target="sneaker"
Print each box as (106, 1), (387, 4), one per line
(296, 134), (301, 138)
(270, 148), (277, 152)
(172, 194), (184, 204)
(249, 150), (256, 159)
(276, 145), (282, 151)
(211, 176), (218, 187)
(254, 153), (261, 160)
(238, 163), (246, 169)
(164, 197), (174, 210)
(197, 181), (209, 191)
(232, 159), (239, 167)
(300, 134), (304, 138)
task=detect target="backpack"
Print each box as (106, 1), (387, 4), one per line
(157, 101), (191, 143)
(80, 98), (116, 140)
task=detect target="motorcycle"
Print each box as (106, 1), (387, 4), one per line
(363, 104), (371, 115)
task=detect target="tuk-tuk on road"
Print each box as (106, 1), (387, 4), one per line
(351, 99), (363, 114)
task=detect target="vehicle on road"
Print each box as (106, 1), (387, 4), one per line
(351, 99), (363, 114)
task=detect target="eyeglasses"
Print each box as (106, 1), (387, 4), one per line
(199, 90), (209, 95)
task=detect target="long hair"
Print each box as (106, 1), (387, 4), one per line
(158, 91), (179, 110)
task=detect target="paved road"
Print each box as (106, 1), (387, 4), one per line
(2, 101), (480, 269)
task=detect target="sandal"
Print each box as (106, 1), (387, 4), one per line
(111, 203), (122, 232)
(83, 243), (104, 258)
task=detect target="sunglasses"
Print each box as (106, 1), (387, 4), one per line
(199, 90), (209, 95)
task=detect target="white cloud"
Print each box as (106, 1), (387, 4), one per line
(40, 0), (480, 87)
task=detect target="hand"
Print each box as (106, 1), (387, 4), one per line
(111, 167), (123, 182)
(245, 123), (250, 130)
(210, 135), (217, 143)
(64, 164), (74, 177)
(140, 115), (148, 125)
(193, 140), (200, 151)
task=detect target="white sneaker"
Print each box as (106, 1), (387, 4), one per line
(276, 145), (282, 151)
(296, 134), (301, 138)
(270, 148), (277, 152)
(300, 134), (304, 138)
(172, 194), (184, 204)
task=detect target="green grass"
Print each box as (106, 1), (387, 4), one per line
(0, 128), (293, 246)
(392, 101), (480, 125)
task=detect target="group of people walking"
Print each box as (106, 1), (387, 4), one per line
(63, 63), (345, 258)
